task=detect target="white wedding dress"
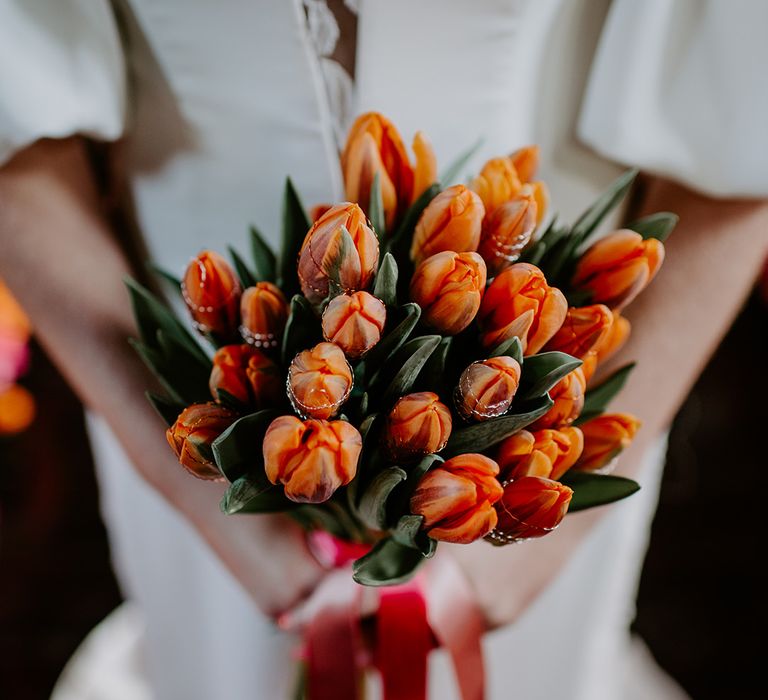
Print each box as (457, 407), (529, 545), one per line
(2, 1), (767, 698)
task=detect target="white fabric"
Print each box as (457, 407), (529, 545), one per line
(4, 0), (753, 698)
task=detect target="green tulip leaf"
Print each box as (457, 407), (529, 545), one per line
(228, 246), (257, 288)
(146, 262), (183, 297)
(420, 336), (452, 392)
(369, 172), (386, 241)
(576, 362), (636, 424)
(373, 252), (398, 307)
(154, 328), (214, 404)
(146, 391), (185, 427)
(211, 409), (278, 483)
(387, 453), (443, 522)
(278, 177), (311, 296)
(357, 466), (408, 530)
(363, 303), (421, 383)
(220, 478), (295, 514)
(281, 294), (321, 365)
(489, 336), (524, 364)
(382, 335), (441, 400)
(571, 169), (638, 246)
(439, 137), (483, 186)
(561, 471), (641, 512)
(520, 351), (582, 399)
(387, 183), (441, 255)
(627, 212), (678, 242)
(249, 225), (277, 282)
(352, 536), (431, 587)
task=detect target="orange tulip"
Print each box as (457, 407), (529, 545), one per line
(321, 291), (386, 359)
(581, 351), (598, 383)
(0, 384), (35, 435)
(572, 230), (665, 310)
(470, 156), (522, 215)
(410, 454), (504, 544)
(182, 251), (242, 338)
(263, 415), (361, 503)
(309, 203), (333, 223)
(491, 476), (572, 542)
(298, 203), (379, 305)
(478, 188), (538, 275)
(166, 403), (237, 480)
(239, 282), (290, 349)
(544, 304), (613, 359)
(287, 342), (353, 419)
(410, 251), (487, 335)
(529, 367), (586, 430)
(529, 181), (549, 226)
(455, 356), (521, 421)
(497, 427), (584, 481)
(411, 130), (438, 204)
(385, 391), (452, 461)
(478, 263), (567, 354)
(410, 185), (485, 263)
(574, 413), (640, 472)
(209, 344), (282, 408)
(509, 145), (539, 184)
(596, 312), (630, 363)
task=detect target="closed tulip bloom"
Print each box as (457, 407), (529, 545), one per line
(470, 156), (522, 215)
(572, 230), (665, 310)
(478, 189), (538, 275)
(497, 427), (584, 481)
(410, 185), (484, 263)
(411, 130), (438, 204)
(287, 342), (353, 419)
(209, 344), (282, 408)
(530, 181), (549, 225)
(182, 251), (242, 338)
(239, 282), (290, 349)
(478, 263), (567, 354)
(166, 403), (237, 480)
(455, 356), (521, 421)
(410, 454), (504, 544)
(574, 413), (641, 473)
(596, 312), (631, 363)
(385, 391), (452, 461)
(492, 476), (573, 542)
(321, 291), (387, 358)
(263, 415), (361, 503)
(544, 304), (613, 359)
(509, 145), (539, 183)
(530, 367), (586, 430)
(298, 202), (379, 305)
(410, 251), (487, 335)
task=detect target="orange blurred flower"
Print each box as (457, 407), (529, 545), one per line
(0, 384), (35, 435)
(410, 185), (485, 264)
(385, 391), (452, 461)
(341, 112), (436, 228)
(574, 413), (640, 472)
(182, 251), (242, 338)
(410, 454), (504, 544)
(529, 367), (586, 430)
(478, 188), (538, 275)
(321, 291), (386, 359)
(470, 156), (522, 215)
(298, 203), (380, 305)
(544, 304), (613, 359)
(509, 145), (539, 184)
(529, 181), (549, 226)
(287, 342), (353, 419)
(572, 230), (665, 310)
(166, 403), (237, 480)
(455, 356), (521, 421)
(410, 251), (487, 335)
(497, 427), (583, 481)
(492, 476), (572, 541)
(239, 282), (290, 349)
(478, 263), (567, 354)
(263, 415), (361, 503)
(209, 344), (282, 408)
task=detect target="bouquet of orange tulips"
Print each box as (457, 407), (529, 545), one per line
(129, 113), (675, 585)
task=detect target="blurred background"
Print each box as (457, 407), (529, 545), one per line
(1, 270), (767, 699)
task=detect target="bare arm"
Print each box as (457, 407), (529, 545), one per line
(451, 176), (768, 628)
(0, 137), (324, 617)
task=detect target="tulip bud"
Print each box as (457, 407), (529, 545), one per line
(341, 112), (416, 228)
(410, 454), (504, 544)
(490, 476), (572, 542)
(410, 251), (487, 335)
(596, 312), (630, 363)
(574, 413), (640, 473)
(297, 203), (380, 305)
(166, 403), (237, 480)
(509, 145), (539, 183)
(572, 230), (665, 310)
(321, 291), (386, 359)
(182, 251), (242, 338)
(544, 304), (613, 359)
(410, 185), (485, 263)
(263, 415), (361, 503)
(529, 367), (586, 430)
(478, 263), (567, 354)
(454, 356), (521, 421)
(530, 181), (549, 226)
(385, 391), (452, 461)
(239, 282), (290, 349)
(497, 427), (583, 481)
(209, 344), (282, 408)
(287, 342), (353, 419)
(470, 156), (522, 215)
(411, 130), (438, 204)
(478, 188), (538, 275)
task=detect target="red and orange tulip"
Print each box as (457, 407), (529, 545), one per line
(411, 454), (504, 544)
(478, 188), (538, 275)
(321, 291), (387, 359)
(209, 344), (282, 408)
(574, 413), (640, 472)
(287, 342), (353, 419)
(455, 356), (521, 421)
(263, 416), (362, 503)
(385, 391), (452, 461)
(492, 476), (573, 541)
(544, 304), (613, 359)
(497, 427), (584, 481)
(182, 251), (242, 338)
(529, 367), (586, 430)
(240, 282), (290, 349)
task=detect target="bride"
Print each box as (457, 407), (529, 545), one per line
(1, 1), (766, 698)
